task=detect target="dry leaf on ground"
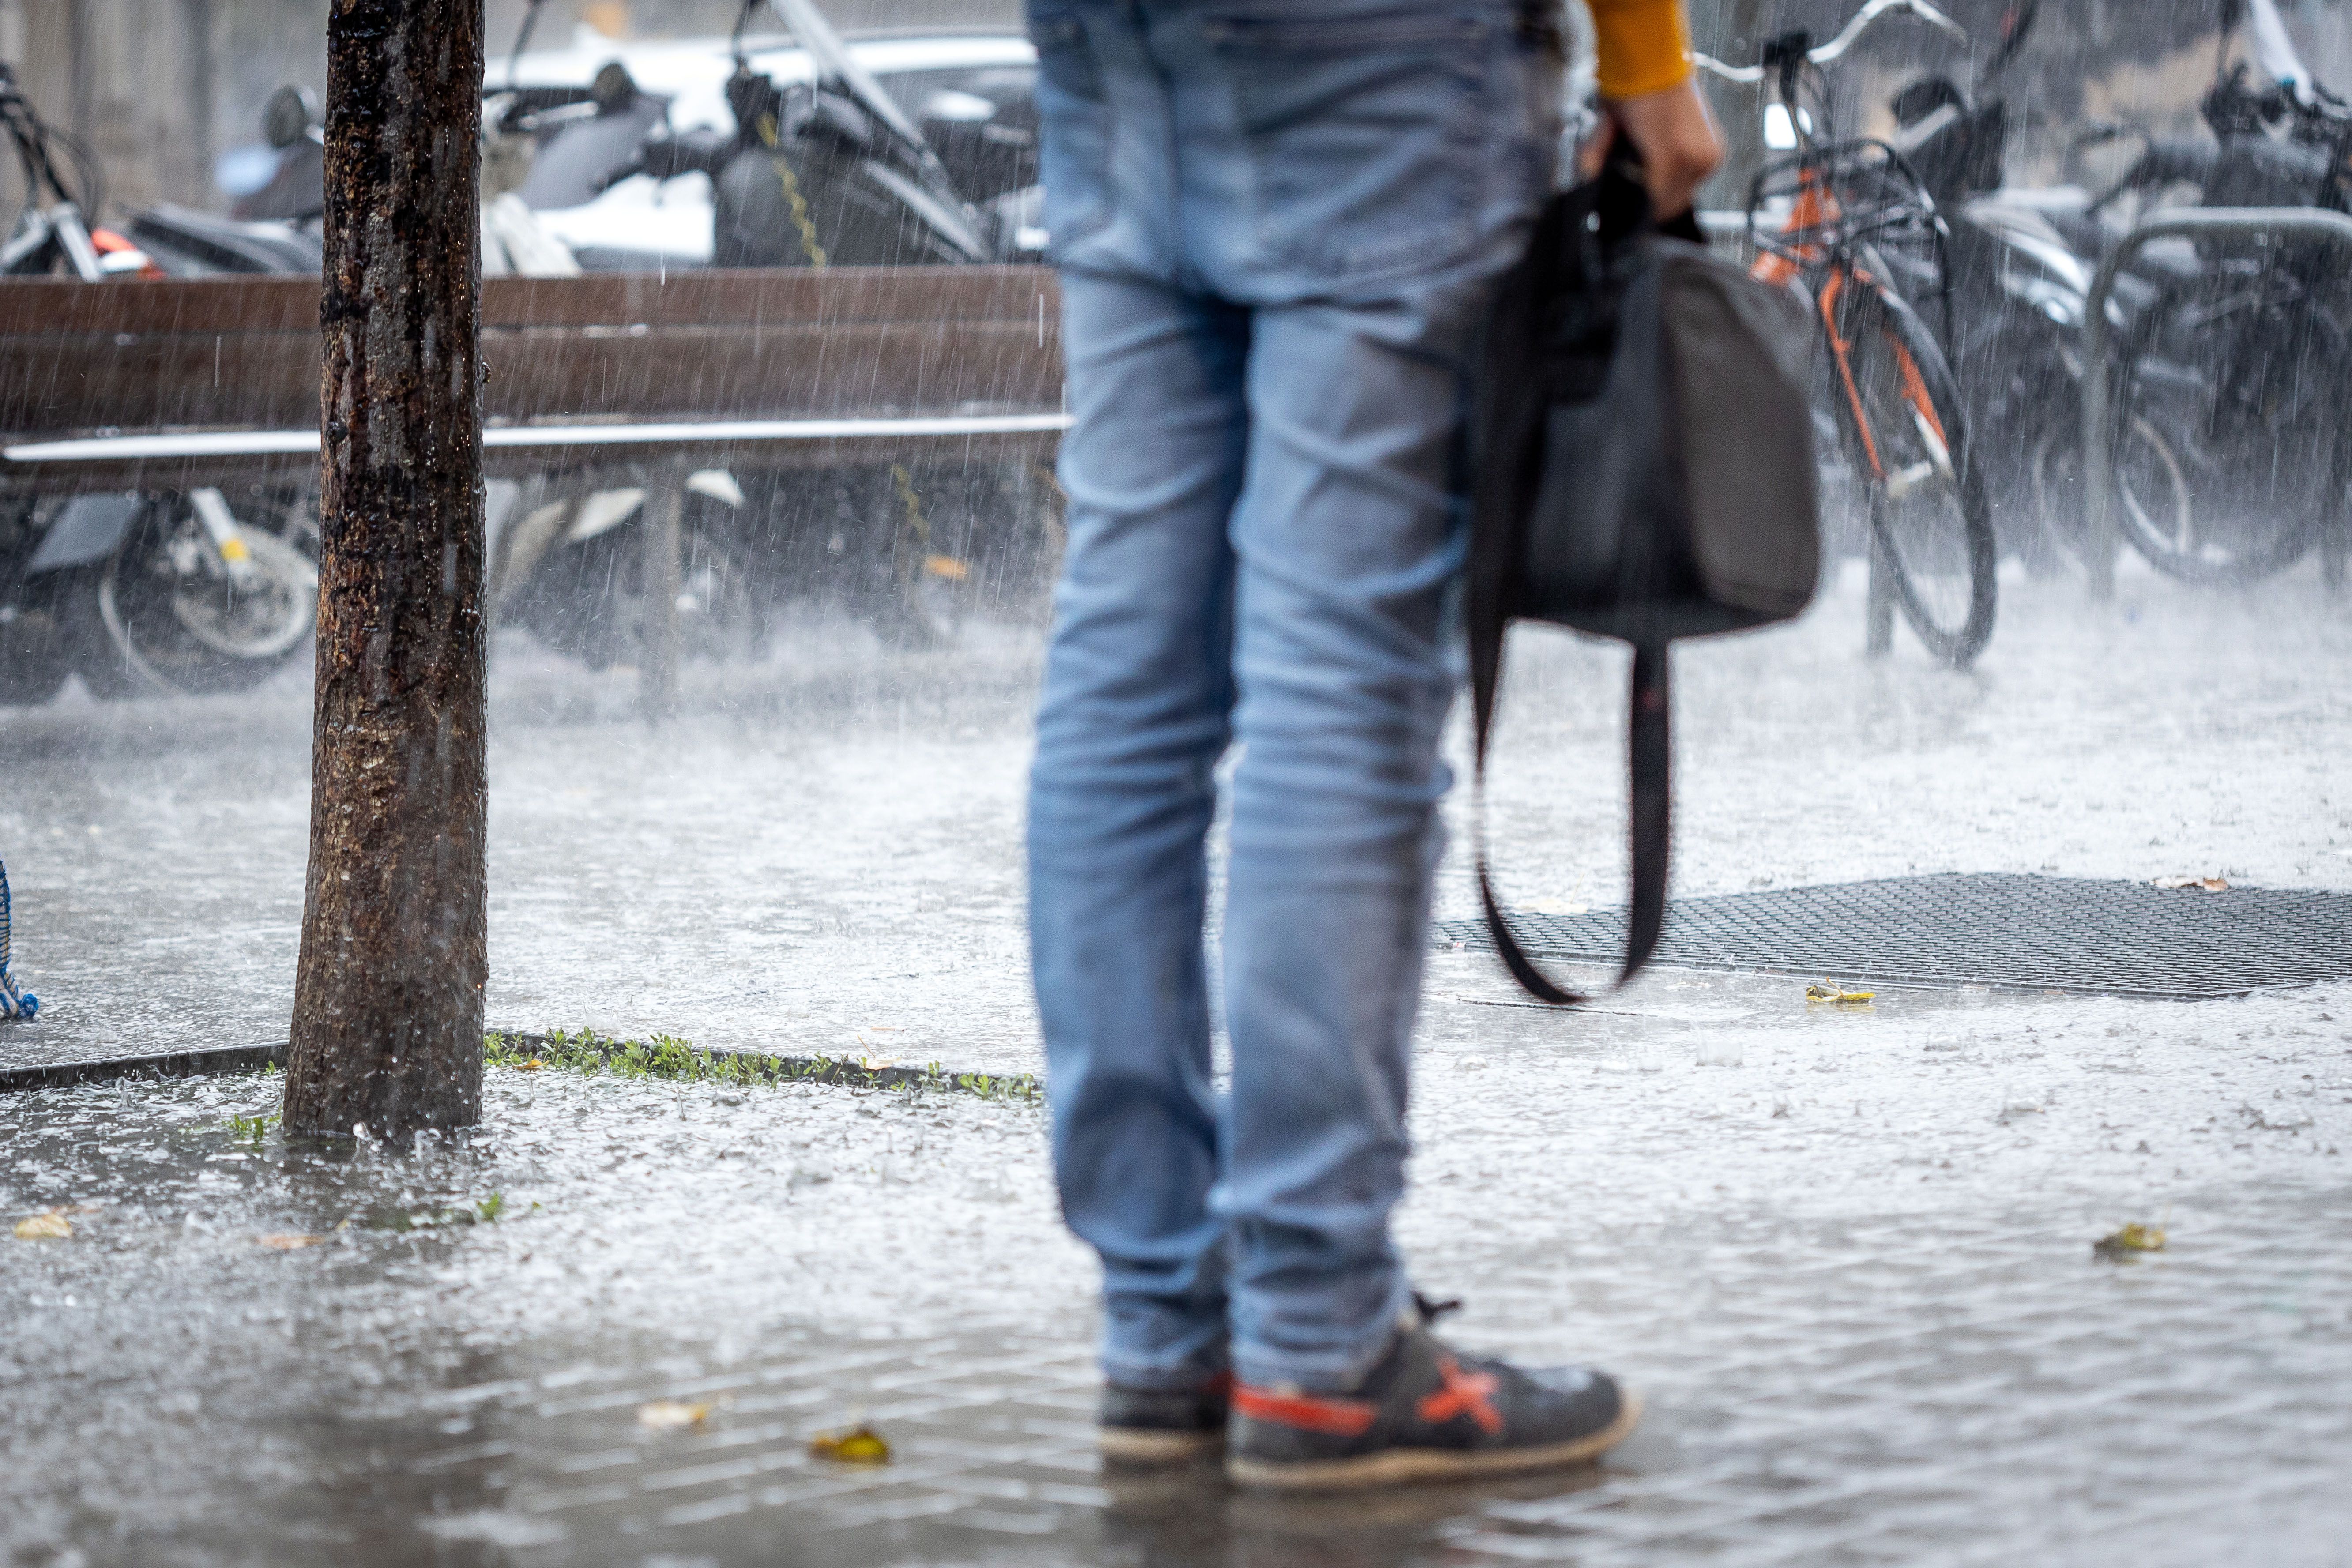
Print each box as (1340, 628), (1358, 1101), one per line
(1524, 898), (1591, 916)
(809, 1424), (891, 1463)
(2151, 876), (2229, 891)
(1806, 983), (1875, 1005)
(14, 1209), (72, 1240)
(2093, 1223), (2166, 1260)
(256, 1233), (323, 1251)
(636, 1400), (712, 1432)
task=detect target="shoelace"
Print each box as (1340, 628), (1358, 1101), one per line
(1412, 1292), (1466, 1328)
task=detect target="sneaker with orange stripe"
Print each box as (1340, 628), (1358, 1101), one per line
(1226, 1299), (1637, 1489)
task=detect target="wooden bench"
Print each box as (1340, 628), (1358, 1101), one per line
(0, 266), (1066, 493)
(0, 267), (1067, 710)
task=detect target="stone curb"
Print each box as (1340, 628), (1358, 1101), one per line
(0, 1034), (1042, 1101)
(0, 1042), (288, 1094)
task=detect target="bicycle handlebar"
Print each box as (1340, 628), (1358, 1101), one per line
(1693, 0), (1969, 84)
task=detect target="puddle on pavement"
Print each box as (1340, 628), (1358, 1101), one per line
(0, 1067), (1630, 1568)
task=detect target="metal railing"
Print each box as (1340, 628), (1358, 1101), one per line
(2081, 206), (2352, 598)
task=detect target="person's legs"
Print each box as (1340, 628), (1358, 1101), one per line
(1029, 270), (1249, 1396)
(1029, 0), (1635, 1485)
(1216, 283), (1486, 1393)
(1134, 0), (1565, 1397)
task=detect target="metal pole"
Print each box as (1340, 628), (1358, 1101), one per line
(1865, 531), (1895, 657)
(2081, 207), (2352, 600)
(641, 477), (682, 722)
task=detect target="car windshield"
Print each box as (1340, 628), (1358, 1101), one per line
(518, 97), (665, 211)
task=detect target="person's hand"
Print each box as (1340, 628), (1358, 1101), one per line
(1598, 77), (1724, 217)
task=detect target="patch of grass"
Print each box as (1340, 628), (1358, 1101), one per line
(225, 1110), (282, 1146)
(485, 1028), (1042, 1104)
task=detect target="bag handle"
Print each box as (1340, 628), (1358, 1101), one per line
(1462, 138), (1678, 1007)
(1469, 639), (1671, 1006)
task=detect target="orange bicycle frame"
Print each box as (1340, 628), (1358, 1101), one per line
(1753, 166), (1948, 486)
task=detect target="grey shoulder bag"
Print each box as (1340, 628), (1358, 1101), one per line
(1466, 158), (1821, 1004)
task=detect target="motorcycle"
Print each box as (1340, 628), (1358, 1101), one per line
(481, 0), (1057, 654)
(0, 71), (322, 704)
(624, 0), (1033, 268)
(126, 85), (327, 278)
(0, 487), (320, 704)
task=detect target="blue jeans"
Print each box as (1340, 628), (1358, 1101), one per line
(1026, 0), (1560, 1392)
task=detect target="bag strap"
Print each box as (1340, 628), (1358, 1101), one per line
(1470, 638), (1671, 1005)
(1462, 147), (1681, 1007)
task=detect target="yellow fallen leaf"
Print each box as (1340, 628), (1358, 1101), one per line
(514, 1058), (545, 1072)
(809, 1424), (891, 1464)
(257, 1233), (323, 1251)
(2093, 1223), (2166, 1260)
(1805, 983), (1874, 1005)
(637, 1399), (712, 1432)
(923, 554), (971, 582)
(14, 1209), (72, 1240)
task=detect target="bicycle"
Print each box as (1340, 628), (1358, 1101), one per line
(2103, 58), (2352, 584)
(1698, 0), (1998, 668)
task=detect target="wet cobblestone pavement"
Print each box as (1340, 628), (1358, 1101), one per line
(5, 568), (2351, 1564)
(6, 978), (2350, 1568)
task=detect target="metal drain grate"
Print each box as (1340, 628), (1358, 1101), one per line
(1434, 873), (2352, 999)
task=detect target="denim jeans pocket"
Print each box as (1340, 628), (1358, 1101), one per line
(1029, 10), (1116, 251)
(1201, 5), (1498, 286)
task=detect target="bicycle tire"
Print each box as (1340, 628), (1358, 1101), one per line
(1825, 277), (1998, 668)
(2108, 272), (2338, 584)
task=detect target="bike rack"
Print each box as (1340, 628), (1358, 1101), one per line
(2081, 206), (2352, 598)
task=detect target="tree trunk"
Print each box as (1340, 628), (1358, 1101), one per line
(286, 0), (487, 1139)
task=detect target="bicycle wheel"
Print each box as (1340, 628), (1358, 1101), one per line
(1823, 275), (1997, 667)
(2110, 270), (2340, 583)
(2028, 410), (2197, 575)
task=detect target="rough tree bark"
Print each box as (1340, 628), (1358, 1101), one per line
(286, 0), (487, 1138)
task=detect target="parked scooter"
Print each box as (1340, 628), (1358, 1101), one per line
(124, 85), (328, 277)
(0, 487), (320, 703)
(0, 70), (323, 703)
(482, 0), (1051, 658)
(632, 0), (1013, 267)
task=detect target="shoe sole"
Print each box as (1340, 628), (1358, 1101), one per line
(1224, 1390), (1642, 1492)
(1099, 1425), (1227, 1465)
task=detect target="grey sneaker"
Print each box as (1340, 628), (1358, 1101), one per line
(1226, 1301), (1637, 1490)
(1098, 1371), (1231, 1465)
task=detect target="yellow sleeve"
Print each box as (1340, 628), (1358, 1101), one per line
(1586, 0), (1693, 99)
